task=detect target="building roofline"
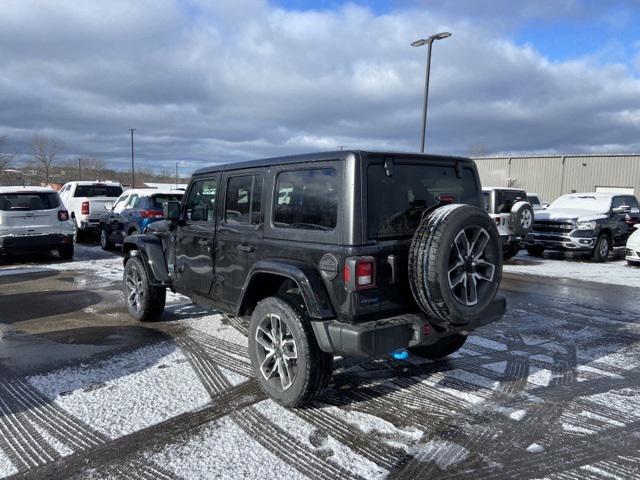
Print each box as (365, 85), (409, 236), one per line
(473, 153), (640, 160)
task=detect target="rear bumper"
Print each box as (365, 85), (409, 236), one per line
(79, 220), (101, 232)
(0, 233), (73, 253)
(312, 296), (507, 357)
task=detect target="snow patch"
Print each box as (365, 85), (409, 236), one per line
(526, 442), (544, 453)
(27, 343), (210, 438)
(409, 439), (469, 469)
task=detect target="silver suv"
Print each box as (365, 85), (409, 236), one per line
(482, 187), (534, 259)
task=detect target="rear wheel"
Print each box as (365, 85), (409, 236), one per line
(526, 245), (545, 257)
(592, 234), (610, 262)
(74, 222), (86, 243)
(248, 295), (333, 407)
(58, 243), (74, 260)
(409, 334), (467, 360)
(123, 256), (166, 322)
(503, 242), (520, 260)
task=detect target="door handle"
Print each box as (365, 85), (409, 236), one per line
(237, 244), (255, 253)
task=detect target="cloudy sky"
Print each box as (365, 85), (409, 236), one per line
(2, 0), (640, 173)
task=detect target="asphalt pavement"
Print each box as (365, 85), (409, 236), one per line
(0, 245), (639, 479)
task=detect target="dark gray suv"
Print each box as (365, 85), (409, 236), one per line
(121, 151), (506, 406)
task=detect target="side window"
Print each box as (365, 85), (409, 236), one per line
(612, 197), (624, 209)
(624, 196), (639, 213)
(529, 196), (541, 207)
(125, 194), (139, 209)
(225, 175), (263, 225)
(273, 168), (338, 231)
(113, 195), (129, 214)
(185, 178), (218, 222)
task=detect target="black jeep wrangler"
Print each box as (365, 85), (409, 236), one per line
(122, 151), (506, 406)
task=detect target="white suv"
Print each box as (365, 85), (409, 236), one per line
(0, 186), (75, 259)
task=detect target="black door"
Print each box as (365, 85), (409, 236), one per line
(175, 176), (220, 296)
(213, 172), (264, 310)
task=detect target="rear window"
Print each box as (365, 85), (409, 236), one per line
(273, 168), (338, 231)
(367, 163), (480, 238)
(495, 190), (527, 213)
(148, 194), (183, 209)
(74, 185), (123, 198)
(0, 192), (60, 211)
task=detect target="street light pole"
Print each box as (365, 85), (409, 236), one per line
(175, 162), (178, 189)
(411, 32), (452, 153)
(129, 129), (136, 188)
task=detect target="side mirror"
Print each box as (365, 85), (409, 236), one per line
(164, 200), (181, 221)
(613, 205), (631, 214)
(104, 203), (113, 211)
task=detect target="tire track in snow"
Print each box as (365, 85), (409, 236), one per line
(9, 379), (264, 480)
(176, 335), (362, 480)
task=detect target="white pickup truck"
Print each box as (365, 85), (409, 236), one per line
(59, 181), (124, 241)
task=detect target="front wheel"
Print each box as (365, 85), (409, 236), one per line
(409, 334), (467, 360)
(526, 245), (545, 257)
(248, 295), (333, 407)
(592, 234), (610, 262)
(123, 256), (166, 322)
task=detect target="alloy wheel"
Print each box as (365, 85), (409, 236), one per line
(447, 227), (496, 306)
(600, 237), (609, 258)
(520, 209), (532, 230)
(125, 264), (144, 312)
(254, 313), (298, 391)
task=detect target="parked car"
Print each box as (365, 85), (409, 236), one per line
(626, 225), (640, 266)
(99, 189), (183, 250)
(59, 181), (123, 241)
(482, 187), (534, 259)
(121, 151), (506, 406)
(527, 192), (546, 211)
(525, 192), (640, 261)
(0, 186), (74, 258)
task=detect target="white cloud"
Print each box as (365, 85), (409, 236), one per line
(1, 0), (640, 172)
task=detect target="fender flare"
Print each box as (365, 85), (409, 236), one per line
(122, 234), (171, 287)
(238, 259), (335, 320)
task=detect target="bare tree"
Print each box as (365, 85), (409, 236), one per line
(0, 135), (13, 170)
(31, 134), (64, 184)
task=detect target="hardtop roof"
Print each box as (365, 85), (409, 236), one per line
(0, 186), (56, 194)
(193, 150), (472, 176)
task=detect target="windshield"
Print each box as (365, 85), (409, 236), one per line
(550, 194), (611, 213)
(367, 163), (480, 238)
(74, 185), (123, 198)
(0, 192), (60, 211)
(149, 194), (183, 209)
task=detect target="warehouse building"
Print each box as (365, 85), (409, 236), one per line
(473, 154), (640, 203)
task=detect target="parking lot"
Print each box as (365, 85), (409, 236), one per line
(0, 245), (637, 479)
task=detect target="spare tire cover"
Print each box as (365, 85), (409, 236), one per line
(510, 201), (534, 237)
(409, 204), (503, 326)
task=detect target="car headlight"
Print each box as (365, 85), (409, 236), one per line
(577, 221), (597, 230)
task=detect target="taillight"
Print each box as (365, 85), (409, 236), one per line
(58, 210), (69, 221)
(495, 217), (501, 226)
(343, 256), (376, 291)
(81, 201), (90, 215)
(437, 194), (455, 204)
(140, 209), (164, 219)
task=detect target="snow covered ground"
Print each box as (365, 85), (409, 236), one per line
(1, 244), (640, 479)
(504, 250), (640, 287)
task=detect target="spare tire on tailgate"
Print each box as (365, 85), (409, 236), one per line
(409, 204), (502, 326)
(510, 201), (534, 237)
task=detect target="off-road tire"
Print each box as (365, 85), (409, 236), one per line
(592, 234), (610, 262)
(408, 204), (502, 327)
(100, 226), (114, 251)
(123, 256), (166, 322)
(58, 243), (74, 260)
(248, 295), (333, 407)
(409, 334), (467, 360)
(510, 201), (534, 237)
(74, 222), (86, 243)
(526, 245), (545, 257)
(503, 242), (520, 260)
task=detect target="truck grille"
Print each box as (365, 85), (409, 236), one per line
(532, 221), (574, 234)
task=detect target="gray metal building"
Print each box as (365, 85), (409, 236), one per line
(473, 154), (640, 203)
